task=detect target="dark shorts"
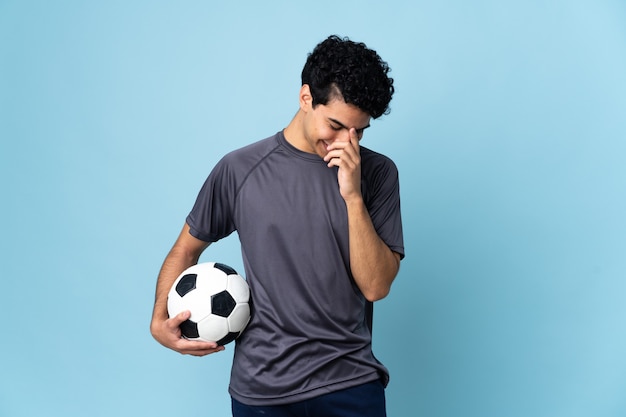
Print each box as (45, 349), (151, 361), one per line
(231, 380), (387, 417)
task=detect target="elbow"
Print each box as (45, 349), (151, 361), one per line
(363, 285), (391, 302)
(357, 252), (401, 302)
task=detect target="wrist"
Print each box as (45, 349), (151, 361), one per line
(344, 194), (365, 210)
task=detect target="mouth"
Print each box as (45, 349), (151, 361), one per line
(315, 139), (333, 158)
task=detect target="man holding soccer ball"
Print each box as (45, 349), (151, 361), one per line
(151, 35), (404, 417)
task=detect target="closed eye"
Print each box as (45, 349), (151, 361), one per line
(328, 117), (370, 135)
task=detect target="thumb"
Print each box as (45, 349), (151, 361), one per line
(170, 310), (191, 327)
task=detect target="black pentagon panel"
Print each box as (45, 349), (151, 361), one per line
(175, 274), (197, 297)
(214, 262), (237, 276)
(180, 319), (199, 339)
(211, 290), (236, 317)
(216, 331), (239, 346)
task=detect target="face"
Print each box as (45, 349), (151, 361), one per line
(297, 85), (371, 159)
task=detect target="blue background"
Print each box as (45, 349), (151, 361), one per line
(1, 1), (625, 416)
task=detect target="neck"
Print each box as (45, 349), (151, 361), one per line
(283, 109), (306, 151)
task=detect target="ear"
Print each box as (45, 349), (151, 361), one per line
(299, 84), (313, 112)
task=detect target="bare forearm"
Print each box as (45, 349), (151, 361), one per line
(149, 224), (222, 356)
(346, 198), (400, 302)
(151, 224), (209, 327)
(151, 247), (200, 323)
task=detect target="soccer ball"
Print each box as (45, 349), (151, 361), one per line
(167, 262), (251, 346)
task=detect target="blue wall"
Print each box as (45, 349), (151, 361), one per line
(1, 1), (625, 416)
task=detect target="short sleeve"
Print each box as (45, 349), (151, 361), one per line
(361, 151), (405, 259)
(186, 157), (238, 242)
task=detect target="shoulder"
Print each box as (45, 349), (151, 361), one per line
(221, 133), (281, 165)
(213, 133), (281, 178)
(360, 146), (399, 181)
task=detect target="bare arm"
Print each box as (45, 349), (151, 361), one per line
(325, 128), (401, 301)
(150, 223), (225, 355)
(345, 198), (401, 301)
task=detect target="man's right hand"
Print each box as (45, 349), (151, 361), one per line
(151, 310), (225, 356)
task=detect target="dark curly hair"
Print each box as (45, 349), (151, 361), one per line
(301, 35), (394, 119)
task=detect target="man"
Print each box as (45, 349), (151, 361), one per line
(151, 35), (404, 417)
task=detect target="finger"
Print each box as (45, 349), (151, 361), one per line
(174, 334), (225, 353)
(177, 338), (221, 350)
(326, 157), (341, 168)
(325, 147), (358, 168)
(324, 139), (347, 154)
(349, 127), (358, 141)
(326, 141), (357, 167)
(323, 148), (343, 162)
(349, 128), (360, 153)
(168, 310), (191, 327)
(178, 341), (225, 356)
(324, 148), (344, 167)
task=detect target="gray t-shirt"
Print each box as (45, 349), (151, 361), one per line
(187, 131), (404, 406)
